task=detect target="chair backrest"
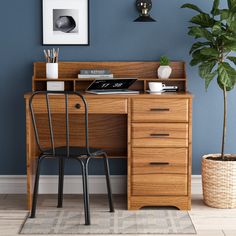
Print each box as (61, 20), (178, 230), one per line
(29, 91), (90, 157)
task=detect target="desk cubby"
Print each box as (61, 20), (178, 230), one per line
(32, 61), (187, 92)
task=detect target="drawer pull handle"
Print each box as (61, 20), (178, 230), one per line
(150, 108), (170, 112)
(149, 162), (170, 166)
(150, 133), (170, 137)
(75, 103), (81, 109)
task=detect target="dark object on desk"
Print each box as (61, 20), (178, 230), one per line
(163, 85), (178, 92)
(55, 16), (76, 33)
(29, 91), (114, 225)
(86, 78), (139, 94)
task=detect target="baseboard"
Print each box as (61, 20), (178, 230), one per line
(191, 175), (202, 195)
(0, 175), (202, 195)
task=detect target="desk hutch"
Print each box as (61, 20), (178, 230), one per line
(24, 61), (192, 210)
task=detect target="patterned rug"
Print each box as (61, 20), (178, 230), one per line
(20, 210), (196, 234)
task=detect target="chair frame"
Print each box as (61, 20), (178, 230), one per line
(29, 91), (114, 225)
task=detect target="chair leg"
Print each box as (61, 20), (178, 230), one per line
(30, 156), (43, 218)
(103, 153), (114, 212)
(57, 158), (65, 208)
(81, 160), (90, 225)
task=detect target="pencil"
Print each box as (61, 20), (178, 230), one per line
(56, 48), (59, 63)
(43, 50), (48, 63)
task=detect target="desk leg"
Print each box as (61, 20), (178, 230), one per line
(25, 100), (38, 210)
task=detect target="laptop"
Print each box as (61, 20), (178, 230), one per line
(86, 78), (139, 94)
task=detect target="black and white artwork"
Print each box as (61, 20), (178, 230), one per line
(53, 9), (78, 33)
(43, 0), (89, 45)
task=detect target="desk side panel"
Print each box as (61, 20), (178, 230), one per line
(25, 98), (39, 210)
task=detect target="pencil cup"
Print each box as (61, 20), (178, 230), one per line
(46, 63), (58, 79)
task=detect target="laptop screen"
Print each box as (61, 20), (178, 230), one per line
(87, 79), (137, 91)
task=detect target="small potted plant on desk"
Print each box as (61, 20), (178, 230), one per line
(158, 56), (172, 79)
(182, 0), (236, 208)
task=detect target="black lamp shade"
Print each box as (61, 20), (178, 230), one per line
(134, 15), (156, 22)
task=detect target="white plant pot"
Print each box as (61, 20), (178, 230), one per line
(157, 66), (172, 79)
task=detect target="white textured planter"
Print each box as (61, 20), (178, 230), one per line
(202, 154), (236, 208)
(157, 65), (172, 79)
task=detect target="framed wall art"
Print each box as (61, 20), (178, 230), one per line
(42, 0), (89, 45)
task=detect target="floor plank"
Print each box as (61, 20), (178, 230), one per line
(223, 230), (236, 236)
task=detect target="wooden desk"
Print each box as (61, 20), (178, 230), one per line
(24, 62), (192, 210)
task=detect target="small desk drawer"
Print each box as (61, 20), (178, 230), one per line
(132, 123), (188, 147)
(132, 148), (188, 174)
(132, 174), (188, 196)
(32, 97), (128, 114)
(69, 98), (127, 114)
(132, 99), (188, 122)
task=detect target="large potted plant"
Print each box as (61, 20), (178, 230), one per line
(182, 0), (236, 208)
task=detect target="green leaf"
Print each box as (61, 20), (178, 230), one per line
(220, 9), (236, 30)
(228, 0), (236, 10)
(181, 4), (204, 13)
(228, 20), (236, 32)
(221, 9), (231, 20)
(188, 26), (213, 41)
(198, 61), (218, 90)
(190, 50), (205, 66)
(200, 47), (219, 57)
(190, 13), (215, 27)
(189, 42), (211, 54)
(190, 58), (201, 66)
(212, 22), (223, 35)
(205, 71), (218, 90)
(211, 0), (220, 15)
(217, 62), (236, 90)
(228, 56), (236, 65)
(223, 35), (236, 50)
(217, 76), (234, 91)
(190, 49), (216, 66)
(224, 41), (236, 51)
(223, 35), (236, 41)
(199, 61), (217, 79)
(228, 0), (232, 8)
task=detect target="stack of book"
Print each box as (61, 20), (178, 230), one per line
(78, 69), (114, 79)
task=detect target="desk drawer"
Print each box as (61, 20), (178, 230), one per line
(132, 148), (188, 174)
(32, 97), (128, 114)
(132, 99), (188, 122)
(132, 174), (188, 196)
(132, 123), (188, 147)
(69, 98), (127, 114)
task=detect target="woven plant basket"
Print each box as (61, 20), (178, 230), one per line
(202, 154), (236, 208)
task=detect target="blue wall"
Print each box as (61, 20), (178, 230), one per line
(1, 0), (235, 175)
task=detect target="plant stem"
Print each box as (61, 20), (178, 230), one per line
(221, 85), (227, 160)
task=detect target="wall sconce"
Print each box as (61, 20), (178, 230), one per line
(134, 0), (156, 22)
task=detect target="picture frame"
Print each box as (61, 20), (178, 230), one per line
(42, 0), (89, 45)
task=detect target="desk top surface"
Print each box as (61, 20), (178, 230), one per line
(24, 91), (193, 99)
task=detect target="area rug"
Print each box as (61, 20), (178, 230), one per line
(20, 210), (196, 234)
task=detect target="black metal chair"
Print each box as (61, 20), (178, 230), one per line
(29, 91), (114, 225)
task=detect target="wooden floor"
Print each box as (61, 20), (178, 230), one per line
(0, 194), (236, 236)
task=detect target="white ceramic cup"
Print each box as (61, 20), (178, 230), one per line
(149, 82), (166, 92)
(46, 63), (58, 79)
